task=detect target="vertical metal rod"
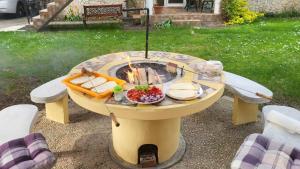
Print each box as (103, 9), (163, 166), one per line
(145, 8), (150, 59)
(122, 8), (150, 59)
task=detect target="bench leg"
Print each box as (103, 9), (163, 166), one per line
(232, 96), (258, 125)
(83, 19), (87, 27)
(45, 95), (69, 124)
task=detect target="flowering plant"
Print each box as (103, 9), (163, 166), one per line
(222, 0), (263, 25)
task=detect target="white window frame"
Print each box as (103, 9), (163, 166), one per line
(164, 0), (186, 7)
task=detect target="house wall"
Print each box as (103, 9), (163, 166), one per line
(247, 0), (300, 13)
(60, 0), (300, 19)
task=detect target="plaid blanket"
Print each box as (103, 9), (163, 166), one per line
(0, 133), (56, 169)
(231, 133), (300, 169)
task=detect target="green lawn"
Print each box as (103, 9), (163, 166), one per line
(0, 17), (299, 108)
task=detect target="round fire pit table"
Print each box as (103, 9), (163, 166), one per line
(67, 51), (224, 168)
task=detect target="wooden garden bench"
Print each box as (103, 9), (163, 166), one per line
(82, 4), (123, 26)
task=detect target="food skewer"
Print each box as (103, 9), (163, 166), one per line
(166, 62), (201, 76)
(167, 63), (273, 101)
(228, 84), (273, 100)
(192, 80), (273, 101)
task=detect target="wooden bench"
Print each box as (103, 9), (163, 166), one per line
(82, 4), (123, 26)
(30, 75), (69, 124)
(0, 104), (38, 144)
(224, 71), (273, 125)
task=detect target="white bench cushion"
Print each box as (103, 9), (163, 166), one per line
(224, 71), (273, 104)
(30, 76), (67, 103)
(262, 105), (300, 126)
(266, 110), (300, 134)
(263, 105), (300, 121)
(262, 106), (300, 148)
(0, 104), (38, 145)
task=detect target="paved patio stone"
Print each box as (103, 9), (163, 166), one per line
(33, 96), (263, 169)
(0, 16), (27, 31)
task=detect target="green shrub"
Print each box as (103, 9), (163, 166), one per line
(154, 19), (173, 29)
(222, 0), (263, 25)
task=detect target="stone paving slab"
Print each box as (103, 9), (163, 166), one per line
(33, 96), (263, 169)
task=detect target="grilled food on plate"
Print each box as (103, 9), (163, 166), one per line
(168, 90), (198, 100)
(169, 82), (197, 90)
(167, 82), (203, 100)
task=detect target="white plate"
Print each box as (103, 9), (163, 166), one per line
(166, 87), (203, 101)
(125, 90), (166, 105)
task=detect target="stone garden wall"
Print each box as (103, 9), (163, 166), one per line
(247, 0), (300, 13)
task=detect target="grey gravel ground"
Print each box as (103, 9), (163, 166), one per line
(33, 96), (263, 169)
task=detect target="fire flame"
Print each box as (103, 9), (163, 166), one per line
(126, 56), (137, 84)
(127, 71), (135, 84)
(127, 56), (135, 71)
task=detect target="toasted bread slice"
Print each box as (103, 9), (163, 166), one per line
(91, 81), (117, 94)
(70, 75), (95, 85)
(81, 77), (107, 89)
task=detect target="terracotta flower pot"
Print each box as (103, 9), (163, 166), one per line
(154, 5), (163, 14)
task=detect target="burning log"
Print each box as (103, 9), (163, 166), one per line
(126, 67), (163, 85)
(137, 68), (147, 85)
(147, 67), (155, 85)
(123, 57), (171, 85)
(154, 71), (162, 84)
(146, 67), (163, 85)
